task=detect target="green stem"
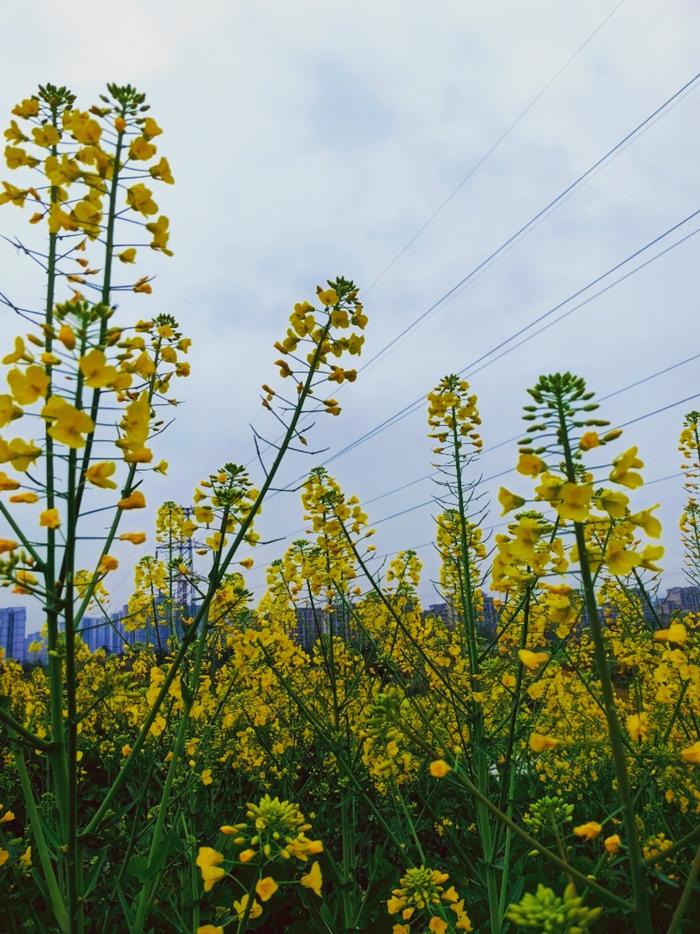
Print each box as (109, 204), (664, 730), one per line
(64, 445), (83, 933)
(448, 767), (631, 912)
(555, 395), (652, 933)
(14, 745), (69, 932)
(449, 415), (500, 930)
(82, 317), (334, 838)
(666, 840), (700, 934)
(131, 612), (211, 932)
(43, 117), (70, 845)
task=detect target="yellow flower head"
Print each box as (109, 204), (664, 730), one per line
(118, 490), (146, 510)
(256, 876), (278, 902)
(429, 759), (451, 778)
(195, 847), (225, 893)
(529, 733), (558, 753)
(39, 508), (61, 529)
(41, 397), (95, 448)
(629, 504), (661, 538)
(574, 821), (602, 841)
(518, 649), (549, 671)
(626, 712), (648, 743)
(610, 446), (644, 488)
(604, 834), (621, 854)
(233, 894), (262, 920)
(579, 431), (600, 450)
(300, 860), (323, 897)
(98, 554), (119, 574)
(653, 623), (686, 646)
(119, 532), (147, 545)
(499, 487), (526, 516)
(554, 482), (593, 523)
(517, 452), (546, 476)
(85, 461), (117, 489)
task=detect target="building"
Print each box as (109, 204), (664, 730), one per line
(423, 593), (500, 634)
(23, 632), (48, 666)
(0, 599), (181, 667)
(78, 613), (127, 654)
(294, 606), (328, 651)
(0, 607), (26, 663)
(481, 594), (499, 634)
(425, 602), (458, 626)
(658, 585), (700, 618)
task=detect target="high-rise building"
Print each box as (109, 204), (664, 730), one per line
(0, 606), (26, 663)
(424, 602), (458, 626)
(422, 593), (500, 633)
(481, 594), (499, 634)
(294, 606), (328, 651)
(658, 585), (700, 618)
(23, 632), (48, 666)
(77, 614), (126, 654)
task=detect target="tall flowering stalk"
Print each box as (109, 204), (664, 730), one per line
(426, 375), (503, 925)
(499, 372), (660, 933)
(0, 82), (180, 932)
(0, 83), (367, 933)
(679, 411), (700, 586)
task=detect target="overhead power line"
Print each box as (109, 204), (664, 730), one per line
(359, 70), (700, 374)
(192, 29), (693, 495)
(359, 349), (700, 508)
(275, 210), (700, 491)
(364, 0), (627, 295)
(243, 365), (699, 569)
(244, 468), (685, 594)
(368, 391), (700, 527)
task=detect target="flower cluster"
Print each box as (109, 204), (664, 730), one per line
(271, 276), (367, 415)
(427, 375), (482, 455)
(506, 883), (602, 932)
(195, 796), (323, 928)
(387, 865), (472, 933)
(2, 83), (173, 262)
(498, 373), (665, 579)
(223, 794), (323, 864)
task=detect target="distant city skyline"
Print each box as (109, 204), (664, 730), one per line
(3, 584), (699, 665)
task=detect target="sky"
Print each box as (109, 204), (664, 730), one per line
(1, 0), (699, 631)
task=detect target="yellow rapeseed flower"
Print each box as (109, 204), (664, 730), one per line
(85, 461), (117, 489)
(429, 760), (451, 778)
(574, 822), (602, 841)
(517, 452), (546, 476)
(499, 487), (526, 516)
(529, 733), (558, 753)
(119, 532), (146, 545)
(118, 491), (146, 510)
(653, 623), (687, 646)
(256, 876), (278, 902)
(195, 847), (225, 892)
(518, 649), (549, 671)
(300, 860), (322, 896)
(604, 834), (621, 854)
(626, 712), (648, 743)
(39, 508), (60, 529)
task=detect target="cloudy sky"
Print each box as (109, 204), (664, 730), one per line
(1, 0), (699, 628)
